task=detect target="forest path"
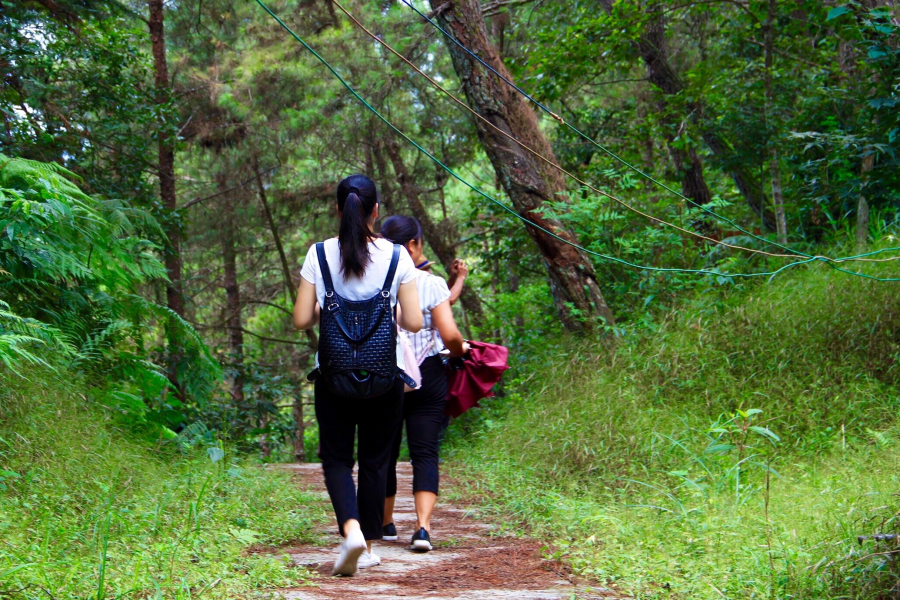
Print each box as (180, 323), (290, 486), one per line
(273, 462), (616, 599)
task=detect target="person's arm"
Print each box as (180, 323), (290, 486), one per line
(430, 300), (469, 357)
(447, 259), (468, 305)
(397, 280), (423, 333)
(293, 277), (319, 330)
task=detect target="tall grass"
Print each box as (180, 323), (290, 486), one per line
(0, 368), (326, 599)
(448, 258), (900, 598)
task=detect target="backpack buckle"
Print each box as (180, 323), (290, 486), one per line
(381, 291), (390, 298)
(325, 291), (334, 298)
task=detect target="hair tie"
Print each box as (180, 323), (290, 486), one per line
(347, 186), (360, 195)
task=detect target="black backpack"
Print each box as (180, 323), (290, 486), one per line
(309, 242), (414, 398)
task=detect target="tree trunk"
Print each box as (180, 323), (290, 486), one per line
(509, 245), (524, 329)
(148, 0), (182, 317)
(148, 0), (186, 398)
(292, 382), (307, 462)
(700, 130), (777, 230)
(256, 161), (296, 303)
(765, 0), (788, 244)
(221, 190), (244, 405)
(856, 153), (875, 251)
(430, 0), (614, 330)
(768, 147), (786, 243)
(850, 1), (883, 251)
(601, 1), (713, 216)
(383, 136), (486, 326)
(254, 157), (318, 349)
(598, 0), (777, 231)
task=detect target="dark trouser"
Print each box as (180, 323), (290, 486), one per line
(315, 377), (404, 541)
(387, 355), (447, 498)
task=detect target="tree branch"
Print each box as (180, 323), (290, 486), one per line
(244, 299), (293, 316)
(482, 0), (535, 17)
(224, 326), (308, 346)
(746, 40), (822, 68)
(181, 165), (280, 210)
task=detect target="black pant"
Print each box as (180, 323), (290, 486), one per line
(387, 355), (447, 498)
(315, 377), (404, 540)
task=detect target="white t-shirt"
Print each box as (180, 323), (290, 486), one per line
(404, 271), (451, 362)
(299, 237), (417, 369)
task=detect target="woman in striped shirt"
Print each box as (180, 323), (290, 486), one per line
(380, 215), (470, 552)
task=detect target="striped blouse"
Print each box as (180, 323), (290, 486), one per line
(404, 270), (451, 363)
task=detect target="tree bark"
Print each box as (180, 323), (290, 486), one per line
(765, 0), (787, 244)
(149, 0), (182, 318)
(700, 130), (777, 230)
(509, 246), (524, 329)
(221, 190), (244, 405)
(383, 136), (486, 326)
(292, 383), (307, 462)
(601, 1), (713, 216)
(254, 157), (318, 349)
(430, 0), (614, 330)
(148, 0), (186, 399)
(255, 159), (296, 303)
(856, 152), (875, 251)
(598, 0), (777, 231)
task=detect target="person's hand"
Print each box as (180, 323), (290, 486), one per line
(451, 259), (469, 279)
(461, 341), (471, 356)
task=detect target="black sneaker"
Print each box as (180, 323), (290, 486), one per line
(410, 527), (433, 552)
(382, 523), (398, 541)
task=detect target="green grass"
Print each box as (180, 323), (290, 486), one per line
(0, 368), (328, 599)
(447, 259), (900, 599)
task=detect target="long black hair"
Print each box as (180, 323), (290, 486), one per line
(336, 174), (379, 279)
(380, 215), (422, 247)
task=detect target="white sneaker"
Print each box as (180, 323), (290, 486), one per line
(333, 529), (366, 576)
(358, 550), (382, 569)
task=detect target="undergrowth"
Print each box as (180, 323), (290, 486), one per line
(0, 367), (326, 599)
(447, 257), (900, 599)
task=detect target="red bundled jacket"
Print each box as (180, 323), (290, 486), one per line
(445, 340), (510, 418)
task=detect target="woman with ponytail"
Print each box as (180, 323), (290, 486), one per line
(379, 215), (469, 552)
(293, 175), (422, 575)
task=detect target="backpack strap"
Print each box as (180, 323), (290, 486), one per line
(315, 242), (336, 299)
(381, 244), (402, 296)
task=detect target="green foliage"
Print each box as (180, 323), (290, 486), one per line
(0, 369), (325, 599)
(0, 5), (159, 204)
(196, 360), (302, 456)
(0, 154), (220, 429)
(448, 254), (900, 598)
(0, 300), (70, 374)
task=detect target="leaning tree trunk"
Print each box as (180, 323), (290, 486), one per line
(383, 136), (486, 326)
(253, 157), (316, 461)
(598, 0), (777, 231)
(430, 0), (614, 330)
(700, 130), (777, 231)
(633, 6), (713, 214)
(148, 0), (185, 397)
(253, 156), (318, 349)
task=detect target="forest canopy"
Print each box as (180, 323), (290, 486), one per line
(1, 0), (900, 597)
(1, 0), (898, 448)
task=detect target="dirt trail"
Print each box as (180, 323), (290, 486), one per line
(275, 462), (616, 599)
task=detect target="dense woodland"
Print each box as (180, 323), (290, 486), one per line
(2, 0), (900, 598)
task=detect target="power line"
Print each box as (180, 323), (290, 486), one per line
(252, 0), (900, 282)
(398, 0), (900, 266)
(332, 0), (796, 260)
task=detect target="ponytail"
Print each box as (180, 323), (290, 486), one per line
(336, 175), (379, 279)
